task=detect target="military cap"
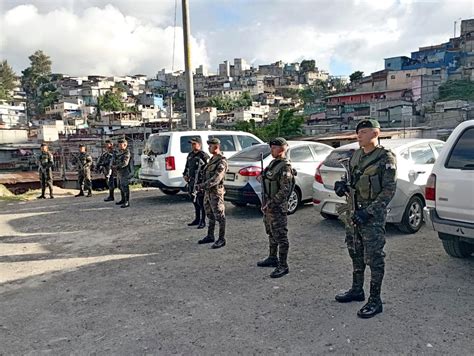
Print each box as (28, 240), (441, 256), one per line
(207, 137), (220, 145)
(269, 137), (288, 146)
(118, 138), (127, 144)
(40, 143), (48, 147)
(104, 139), (112, 144)
(356, 119), (380, 133)
(188, 137), (202, 144)
(79, 144), (86, 148)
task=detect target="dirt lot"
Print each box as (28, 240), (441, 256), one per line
(0, 189), (473, 355)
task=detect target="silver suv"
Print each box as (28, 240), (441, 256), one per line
(313, 138), (445, 234)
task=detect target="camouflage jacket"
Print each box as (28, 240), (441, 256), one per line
(115, 148), (131, 176)
(77, 152), (93, 172)
(263, 157), (294, 211)
(201, 154), (228, 192)
(38, 152), (54, 173)
(349, 146), (397, 218)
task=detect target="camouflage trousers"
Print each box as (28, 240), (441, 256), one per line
(204, 188), (225, 239)
(78, 169), (92, 192)
(263, 206), (289, 266)
(39, 171), (53, 196)
(345, 222), (386, 297)
(117, 173), (130, 195)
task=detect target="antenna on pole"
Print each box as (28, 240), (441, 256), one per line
(182, 0), (196, 129)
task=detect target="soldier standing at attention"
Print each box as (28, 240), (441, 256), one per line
(97, 140), (116, 202)
(257, 137), (295, 279)
(115, 138), (132, 208)
(37, 143), (54, 199)
(334, 119), (397, 318)
(196, 138), (228, 249)
(183, 137), (210, 229)
(75, 144), (93, 197)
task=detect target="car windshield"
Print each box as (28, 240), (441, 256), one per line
(323, 149), (356, 168)
(145, 135), (170, 155)
(229, 144), (271, 161)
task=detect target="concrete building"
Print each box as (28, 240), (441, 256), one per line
(0, 101), (27, 128)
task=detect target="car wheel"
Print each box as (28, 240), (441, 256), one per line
(287, 188), (300, 215)
(320, 212), (339, 220)
(160, 188), (180, 195)
(397, 196), (424, 234)
(231, 202), (247, 207)
(441, 235), (474, 258)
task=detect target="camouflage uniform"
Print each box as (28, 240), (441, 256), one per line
(183, 149), (210, 226)
(115, 147), (132, 207)
(340, 146), (397, 305)
(38, 151), (54, 198)
(77, 152), (93, 196)
(262, 157), (294, 270)
(201, 153), (228, 243)
(97, 148), (116, 200)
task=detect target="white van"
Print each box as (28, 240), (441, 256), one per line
(424, 120), (474, 258)
(139, 130), (263, 194)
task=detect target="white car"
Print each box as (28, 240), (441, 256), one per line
(139, 130), (262, 194)
(313, 138), (445, 233)
(224, 141), (333, 214)
(424, 120), (474, 258)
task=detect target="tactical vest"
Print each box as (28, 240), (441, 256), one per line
(350, 146), (386, 201)
(39, 152), (52, 168)
(205, 155), (226, 185)
(263, 159), (292, 199)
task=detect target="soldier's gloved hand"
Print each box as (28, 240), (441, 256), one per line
(334, 181), (349, 197)
(352, 209), (371, 225)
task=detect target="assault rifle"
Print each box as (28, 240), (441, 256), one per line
(338, 157), (357, 235)
(260, 152), (267, 209)
(192, 158), (205, 203)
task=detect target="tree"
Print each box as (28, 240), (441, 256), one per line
(207, 92), (253, 111)
(0, 60), (16, 99)
(299, 80), (329, 104)
(98, 91), (126, 112)
(300, 59), (316, 73)
(349, 70), (364, 83)
(21, 50), (53, 116)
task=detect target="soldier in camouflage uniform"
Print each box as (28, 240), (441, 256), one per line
(257, 137), (295, 279)
(75, 144), (93, 197)
(37, 143), (54, 199)
(183, 137), (210, 229)
(114, 138), (132, 208)
(96, 140), (116, 202)
(334, 119), (397, 318)
(196, 138), (228, 249)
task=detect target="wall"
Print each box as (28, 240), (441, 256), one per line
(0, 129), (28, 144)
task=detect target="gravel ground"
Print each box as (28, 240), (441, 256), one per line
(0, 189), (473, 355)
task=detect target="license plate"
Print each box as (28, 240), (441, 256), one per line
(225, 173), (236, 181)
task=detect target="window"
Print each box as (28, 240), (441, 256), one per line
(237, 135), (260, 149)
(309, 144), (332, 159)
(409, 144), (436, 165)
(210, 135), (236, 152)
(406, 73), (411, 78)
(146, 135), (170, 155)
(229, 144), (270, 161)
(391, 75), (396, 79)
(446, 128), (474, 169)
(289, 145), (314, 162)
(323, 149), (356, 168)
(430, 142), (445, 155)
(180, 135), (196, 153)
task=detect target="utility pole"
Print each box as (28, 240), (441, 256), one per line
(182, 0), (196, 129)
(168, 96), (174, 130)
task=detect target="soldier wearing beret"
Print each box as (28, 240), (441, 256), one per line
(257, 137), (295, 278)
(115, 138), (132, 208)
(75, 144), (93, 197)
(183, 137), (210, 229)
(196, 137), (228, 249)
(37, 143), (54, 199)
(334, 119), (397, 318)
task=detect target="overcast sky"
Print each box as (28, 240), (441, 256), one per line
(1, 0), (473, 78)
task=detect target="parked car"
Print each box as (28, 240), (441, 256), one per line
(139, 130), (263, 195)
(224, 141), (333, 214)
(313, 138), (445, 233)
(424, 120), (474, 258)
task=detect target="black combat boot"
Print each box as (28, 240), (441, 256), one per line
(357, 282), (383, 319)
(211, 221), (226, 248)
(86, 189), (92, 197)
(188, 203), (200, 226)
(36, 194), (46, 199)
(270, 252), (289, 278)
(49, 187), (54, 199)
(75, 190), (84, 197)
(198, 236), (215, 244)
(211, 238), (226, 249)
(121, 192), (130, 208)
(197, 217), (206, 229)
(188, 219), (200, 226)
(335, 273), (365, 303)
(104, 189), (114, 201)
(116, 192), (125, 205)
(257, 246), (279, 267)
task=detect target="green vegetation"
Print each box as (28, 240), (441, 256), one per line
(98, 91), (126, 112)
(234, 109), (304, 141)
(207, 91), (252, 111)
(349, 70), (364, 83)
(438, 80), (474, 101)
(0, 60), (16, 100)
